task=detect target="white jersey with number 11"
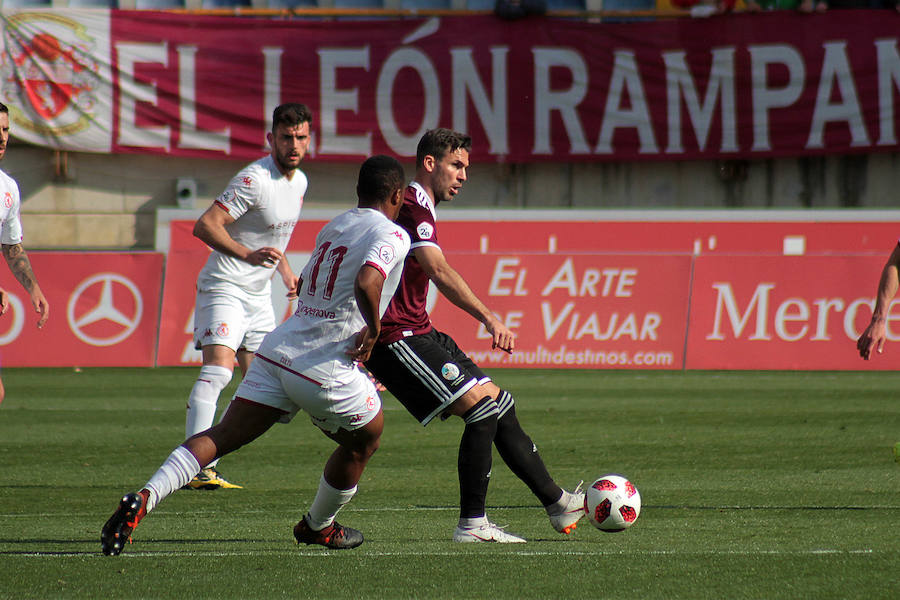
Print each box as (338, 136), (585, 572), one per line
(257, 207), (410, 379)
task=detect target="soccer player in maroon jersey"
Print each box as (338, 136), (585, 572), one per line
(365, 128), (584, 543)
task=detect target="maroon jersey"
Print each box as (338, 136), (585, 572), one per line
(378, 182), (440, 344)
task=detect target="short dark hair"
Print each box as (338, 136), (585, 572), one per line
(416, 128), (471, 167)
(357, 155), (405, 205)
(272, 103), (312, 131)
(0, 103), (8, 115)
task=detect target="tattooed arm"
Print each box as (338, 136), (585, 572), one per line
(2, 243), (48, 328)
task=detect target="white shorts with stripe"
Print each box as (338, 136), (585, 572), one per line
(233, 354), (381, 433)
(193, 286), (276, 354)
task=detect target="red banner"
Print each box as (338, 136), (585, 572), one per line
(0, 252), (163, 367)
(2, 10), (899, 162)
(686, 254), (892, 370)
(429, 253), (692, 369)
(157, 217), (898, 369)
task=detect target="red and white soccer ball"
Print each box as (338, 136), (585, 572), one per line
(584, 474), (641, 532)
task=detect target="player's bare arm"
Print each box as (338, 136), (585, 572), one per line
(414, 245), (515, 352)
(193, 203), (283, 267)
(348, 264), (386, 363)
(0, 288), (8, 315)
(276, 257), (299, 298)
(1, 242), (49, 328)
(857, 242), (900, 359)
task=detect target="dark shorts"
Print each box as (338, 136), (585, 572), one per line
(365, 329), (489, 425)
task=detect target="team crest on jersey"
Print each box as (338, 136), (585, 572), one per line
(216, 323), (230, 337)
(366, 394), (377, 410)
(441, 363), (460, 381)
(417, 222), (434, 240)
(0, 13), (101, 138)
(379, 245), (395, 264)
(242, 176), (254, 187)
(3, 192), (11, 208)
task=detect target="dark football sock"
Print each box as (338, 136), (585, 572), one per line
(494, 390), (562, 507)
(458, 397), (499, 519)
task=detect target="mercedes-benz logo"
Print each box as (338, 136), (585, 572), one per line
(67, 273), (143, 346)
(0, 293), (25, 345)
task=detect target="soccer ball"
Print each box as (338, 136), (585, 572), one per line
(584, 474), (641, 532)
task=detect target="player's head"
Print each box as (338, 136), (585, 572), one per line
(0, 102), (9, 162)
(415, 128), (471, 204)
(267, 103), (313, 175)
(358, 155), (405, 220)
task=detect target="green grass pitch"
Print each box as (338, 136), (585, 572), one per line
(0, 368), (898, 599)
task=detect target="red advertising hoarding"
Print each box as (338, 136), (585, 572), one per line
(686, 254), (892, 370)
(0, 252), (163, 367)
(427, 253), (692, 369)
(3, 221), (894, 370)
(156, 217), (896, 370)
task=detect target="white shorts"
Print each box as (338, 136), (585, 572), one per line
(193, 287), (275, 353)
(233, 354), (381, 433)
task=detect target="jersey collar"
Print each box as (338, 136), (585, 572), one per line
(408, 181), (437, 221)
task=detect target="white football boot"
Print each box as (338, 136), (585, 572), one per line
(453, 522), (526, 543)
(547, 481), (585, 534)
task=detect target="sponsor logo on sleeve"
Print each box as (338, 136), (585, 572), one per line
(417, 222), (434, 240)
(379, 245), (395, 264)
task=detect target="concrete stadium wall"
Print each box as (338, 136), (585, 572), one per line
(7, 143), (900, 249)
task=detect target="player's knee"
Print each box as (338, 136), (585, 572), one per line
(203, 422), (249, 457)
(344, 438), (379, 465)
(360, 437), (380, 461)
(482, 381), (501, 399)
(359, 430), (382, 459)
(450, 387), (494, 417)
(190, 365), (233, 401)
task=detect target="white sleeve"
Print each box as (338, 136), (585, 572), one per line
(0, 182), (23, 245)
(363, 225), (410, 280)
(214, 166), (261, 220)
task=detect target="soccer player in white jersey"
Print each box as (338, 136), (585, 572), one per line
(101, 155), (410, 554)
(856, 240), (900, 463)
(183, 103), (311, 490)
(0, 103), (49, 405)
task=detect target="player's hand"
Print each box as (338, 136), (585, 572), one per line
(0, 290), (9, 316)
(347, 326), (378, 363)
(283, 274), (300, 299)
(35, 296), (49, 329)
(484, 316), (515, 354)
(247, 247), (283, 268)
(857, 320), (886, 360)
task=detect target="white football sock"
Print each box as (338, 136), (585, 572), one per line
(545, 490), (569, 514)
(144, 446), (201, 512)
(458, 515), (489, 528)
(185, 365), (232, 438)
(305, 474), (357, 531)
